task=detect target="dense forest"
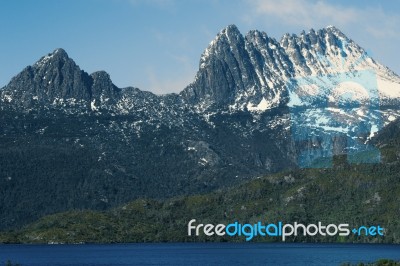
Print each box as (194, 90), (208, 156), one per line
(1, 151), (400, 243)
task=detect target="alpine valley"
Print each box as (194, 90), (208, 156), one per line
(1, 25), (400, 241)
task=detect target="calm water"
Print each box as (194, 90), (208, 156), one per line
(0, 243), (399, 266)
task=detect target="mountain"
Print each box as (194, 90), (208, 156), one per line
(181, 25), (400, 110)
(1, 25), (400, 230)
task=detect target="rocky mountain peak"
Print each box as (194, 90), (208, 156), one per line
(182, 25), (254, 109)
(0, 48), (93, 107)
(0, 49), (120, 109)
(90, 71), (119, 107)
(34, 48), (70, 69)
(91, 70), (111, 82)
(199, 24), (244, 69)
(222, 24), (242, 41)
(181, 25), (400, 113)
(324, 25), (346, 37)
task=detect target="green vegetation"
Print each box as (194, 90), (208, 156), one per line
(1, 114), (400, 244)
(1, 152), (400, 243)
(342, 259), (400, 266)
(4, 260), (20, 266)
(0, 107), (293, 230)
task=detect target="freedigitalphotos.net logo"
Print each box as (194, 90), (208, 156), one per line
(286, 49), (382, 168)
(188, 219), (384, 241)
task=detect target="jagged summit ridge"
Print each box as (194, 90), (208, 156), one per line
(2, 25), (400, 113)
(182, 24), (400, 112)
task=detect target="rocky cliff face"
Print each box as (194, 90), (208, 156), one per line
(181, 25), (291, 111)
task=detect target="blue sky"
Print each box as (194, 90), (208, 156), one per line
(0, 0), (399, 94)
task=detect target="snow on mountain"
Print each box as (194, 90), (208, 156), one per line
(1, 25), (400, 167)
(2, 25), (400, 228)
(182, 25), (400, 114)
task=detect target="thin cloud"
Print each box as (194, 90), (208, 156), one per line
(363, 7), (399, 39)
(145, 66), (194, 94)
(245, 0), (399, 38)
(129, 0), (174, 8)
(246, 0), (357, 28)
(151, 29), (191, 50)
(243, 0), (400, 75)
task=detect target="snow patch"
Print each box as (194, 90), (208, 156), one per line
(388, 115), (396, 122)
(287, 90), (304, 107)
(4, 95), (12, 102)
(35, 53), (55, 67)
(247, 97), (271, 112)
(91, 100), (99, 111)
(377, 77), (400, 99)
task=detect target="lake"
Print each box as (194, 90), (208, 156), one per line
(1, 243), (399, 266)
